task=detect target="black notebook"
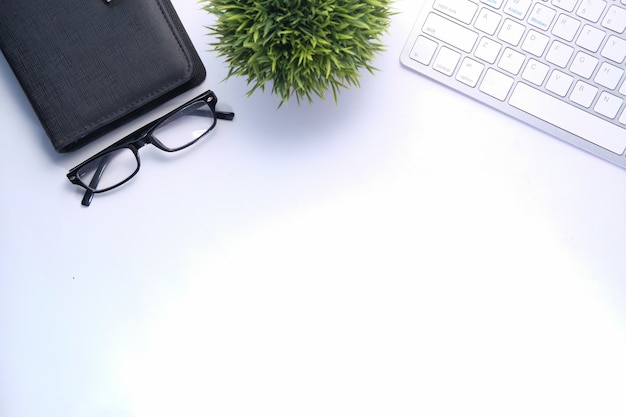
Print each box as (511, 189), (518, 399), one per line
(0, 0), (206, 152)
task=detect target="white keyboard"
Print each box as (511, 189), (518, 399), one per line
(401, 0), (626, 169)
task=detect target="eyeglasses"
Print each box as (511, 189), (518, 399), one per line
(67, 90), (234, 206)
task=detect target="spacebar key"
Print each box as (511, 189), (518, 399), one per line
(509, 83), (626, 155)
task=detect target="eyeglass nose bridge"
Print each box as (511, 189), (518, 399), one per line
(132, 134), (151, 149)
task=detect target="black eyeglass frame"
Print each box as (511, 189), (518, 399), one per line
(67, 90), (234, 205)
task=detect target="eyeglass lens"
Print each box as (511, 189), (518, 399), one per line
(76, 100), (216, 191)
(152, 101), (216, 151)
(77, 148), (138, 192)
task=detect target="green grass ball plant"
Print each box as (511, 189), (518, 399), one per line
(201, 0), (393, 105)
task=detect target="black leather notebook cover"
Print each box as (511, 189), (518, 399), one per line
(0, 0), (206, 152)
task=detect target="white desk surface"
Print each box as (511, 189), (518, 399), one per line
(2, 1), (626, 416)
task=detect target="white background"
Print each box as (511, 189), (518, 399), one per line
(1, 1), (626, 416)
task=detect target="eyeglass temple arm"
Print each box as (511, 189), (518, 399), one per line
(81, 153), (113, 206)
(216, 110), (235, 121)
(188, 107), (234, 121)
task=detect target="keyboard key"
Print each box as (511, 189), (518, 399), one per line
(498, 18), (526, 45)
(594, 92), (624, 118)
(522, 30), (550, 56)
(576, 0), (608, 22)
(570, 51), (599, 78)
(528, 3), (557, 30)
(509, 83), (626, 154)
(433, 46), (462, 75)
(594, 62), (624, 89)
(576, 24), (606, 52)
(475, 8), (502, 34)
(552, 14), (581, 41)
(552, 0), (578, 12)
(481, 0), (505, 9)
(475, 36), (503, 63)
(479, 68), (515, 100)
(570, 80), (598, 107)
(456, 57), (486, 86)
(522, 59), (550, 84)
(434, 0), (479, 24)
(504, 0), (533, 19)
(546, 40), (575, 67)
(601, 35), (626, 63)
(422, 13), (479, 53)
(546, 69), (575, 95)
(602, 5), (626, 32)
(410, 35), (438, 65)
(498, 47), (526, 74)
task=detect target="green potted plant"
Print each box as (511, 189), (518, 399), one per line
(201, 0), (393, 106)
